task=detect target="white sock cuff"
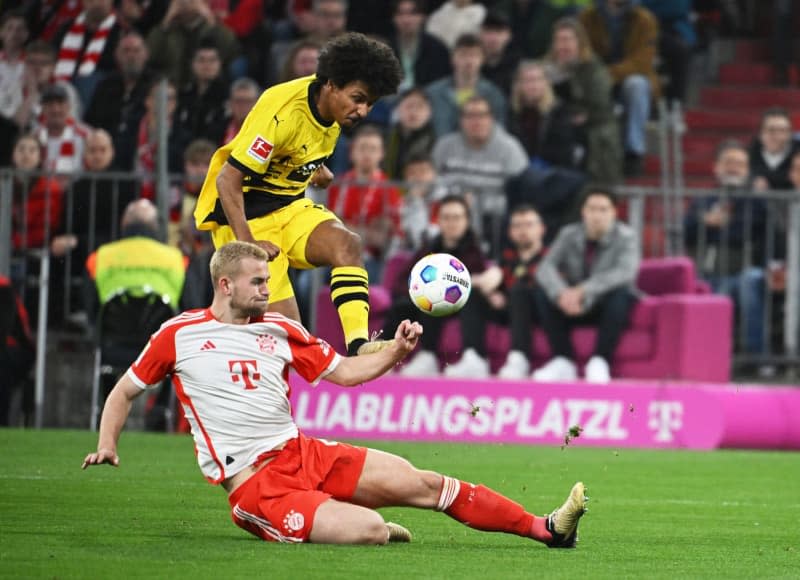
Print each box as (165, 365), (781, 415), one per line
(436, 476), (461, 512)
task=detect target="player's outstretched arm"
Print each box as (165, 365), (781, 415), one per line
(325, 320), (422, 386)
(81, 374), (145, 469)
(217, 162), (280, 259)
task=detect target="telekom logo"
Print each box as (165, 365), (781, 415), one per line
(229, 360), (261, 390)
(648, 401), (683, 442)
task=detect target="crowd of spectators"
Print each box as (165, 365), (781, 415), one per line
(1, 0), (798, 387)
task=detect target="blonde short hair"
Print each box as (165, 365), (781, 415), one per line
(209, 241), (269, 286)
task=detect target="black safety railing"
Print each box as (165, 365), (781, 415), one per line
(2, 166), (798, 428)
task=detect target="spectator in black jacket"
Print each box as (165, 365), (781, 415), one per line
(479, 11), (520, 96)
(0, 277), (35, 426)
(382, 195), (492, 377)
(684, 140), (767, 357)
(443, 204), (547, 379)
(174, 41), (229, 144)
(495, 204), (547, 379)
(117, 79), (191, 191)
(85, 30), (156, 169)
(116, 0), (168, 36)
(50, 129), (138, 320)
(509, 59), (578, 170)
(389, 0), (452, 93)
(749, 107), (800, 192)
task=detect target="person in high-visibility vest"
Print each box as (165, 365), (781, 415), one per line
(86, 199), (186, 308)
(86, 198), (187, 431)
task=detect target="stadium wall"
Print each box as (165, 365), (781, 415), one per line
(289, 376), (800, 451)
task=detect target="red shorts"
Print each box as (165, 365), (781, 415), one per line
(228, 433), (367, 543)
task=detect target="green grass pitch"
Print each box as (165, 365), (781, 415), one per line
(1, 428), (798, 579)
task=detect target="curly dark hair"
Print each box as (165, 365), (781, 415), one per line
(316, 32), (403, 99)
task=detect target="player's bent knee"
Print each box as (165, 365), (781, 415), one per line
(310, 499), (388, 545)
(338, 511), (387, 545)
(361, 516), (390, 545)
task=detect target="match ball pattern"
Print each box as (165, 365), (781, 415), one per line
(408, 253), (472, 317)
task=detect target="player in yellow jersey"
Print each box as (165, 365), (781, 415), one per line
(194, 33), (403, 356)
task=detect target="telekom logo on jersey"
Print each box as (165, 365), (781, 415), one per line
(229, 360), (260, 390)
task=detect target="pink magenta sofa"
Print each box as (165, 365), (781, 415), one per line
(314, 255), (734, 382)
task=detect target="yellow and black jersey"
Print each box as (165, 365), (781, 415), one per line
(194, 75), (341, 230)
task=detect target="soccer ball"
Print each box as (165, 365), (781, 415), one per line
(408, 253), (471, 317)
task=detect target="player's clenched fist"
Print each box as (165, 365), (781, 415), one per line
(309, 164), (334, 189)
(394, 320), (423, 352)
(253, 240), (281, 260)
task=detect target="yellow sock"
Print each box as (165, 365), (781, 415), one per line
(330, 266), (370, 353)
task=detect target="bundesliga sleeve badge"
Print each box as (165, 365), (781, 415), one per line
(247, 135), (274, 164)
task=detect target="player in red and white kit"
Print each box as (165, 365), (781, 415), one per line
(83, 241), (588, 546)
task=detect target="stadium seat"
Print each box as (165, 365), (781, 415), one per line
(314, 255), (734, 382)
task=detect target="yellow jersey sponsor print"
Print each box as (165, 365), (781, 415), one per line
(194, 75), (341, 230)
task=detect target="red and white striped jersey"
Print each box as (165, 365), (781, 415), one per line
(127, 309), (341, 484)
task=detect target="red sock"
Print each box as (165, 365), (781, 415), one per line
(438, 477), (552, 543)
